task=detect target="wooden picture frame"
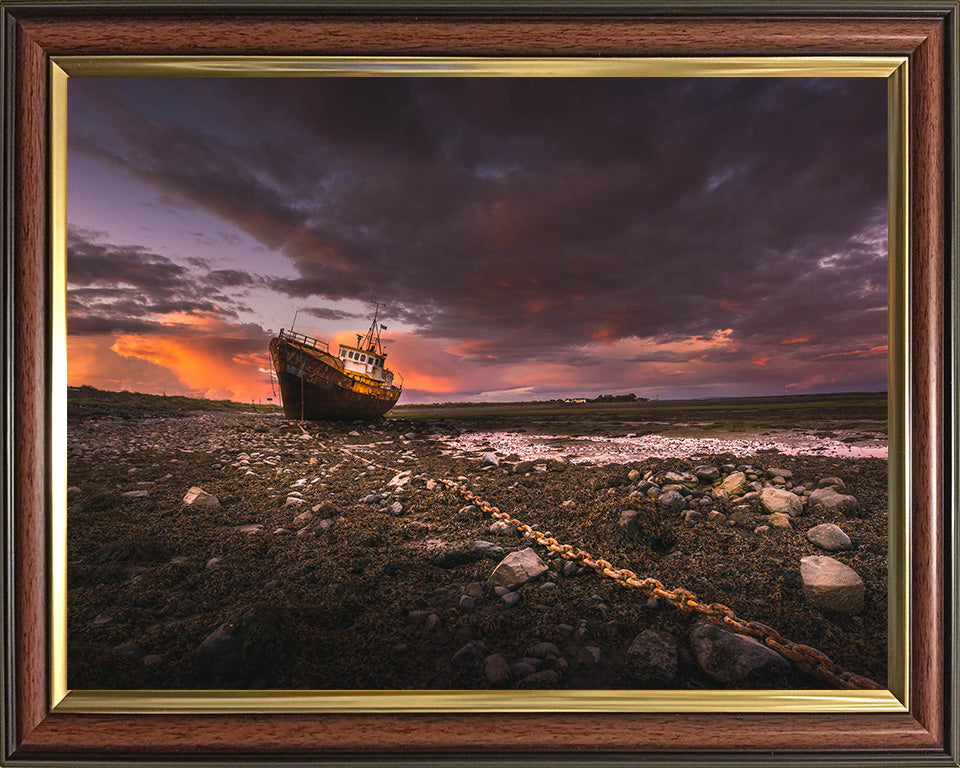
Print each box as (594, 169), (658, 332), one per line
(2, 2), (957, 765)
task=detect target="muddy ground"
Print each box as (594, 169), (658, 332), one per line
(66, 403), (888, 691)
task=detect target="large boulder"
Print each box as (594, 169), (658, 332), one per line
(759, 487), (803, 517)
(806, 523), (853, 551)
(689, 624), (789, 685)
(800, 555), (864, 614)
(488, 548), (548, 588)
(808, 487), (861, 516)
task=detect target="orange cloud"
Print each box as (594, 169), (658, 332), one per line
(779, 337), (811, 345)
(109, 333), (271, 402)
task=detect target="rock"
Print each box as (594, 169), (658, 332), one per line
(424, 613), (443, 632)
(488, 548), (548, 588)
(526, 641), (560, 659)
(195, 602), (293, 680)
(472, 540), (506, 560)
(625, 630), (678, 685)
(658, 489), (686, 512)
(513, 460), (535, 474)
(484, 653), (512, 687)
(284, 496), (306, 508)
(806, 523), (853, 551)
(205, 557), (222, 570)
(689, 623), (790, 685)
(347, 430), (360, 437)
(759, 487), (803, 517)
(818, 477), (846, 489)
(293, 510), (313, 525)
(489, 520), (517, 535)
(142, 654), (164, 668)
(766, 467), (793, 480)
(618, 509), (640, 538)
(501, 591), (521, 607)
(455, 504), (481, 521)
(562, 560), (579, 577)
(480, 452), (500, 468)
(683, 510), (702, 524)
(183, 486), (220, 509)
(389, 501), (404, 516)
(539, 581), (556, 592)
(800, 555), (865, 614)
(510, 661), (538, 679)
(113, 641), (143, 660)
(121, 490), (150, 499)
(387, 471), (412, 488)
(717, 471), (747, 496)
(458, 595), (476, 613)
(628, 469), (641, 482)
(695, 465), (720, 482)
(451, 642), (485, 670)
(767, 512), (793, 530)
(708, 510), (726, 524)
(517, 669), (561, 688)
(808, 487), (861, 516)
(465, 582), (484, 600)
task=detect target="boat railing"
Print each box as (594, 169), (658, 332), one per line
(279, 328), (329, 353)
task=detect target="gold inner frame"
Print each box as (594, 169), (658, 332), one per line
(48, 55), (910, 714)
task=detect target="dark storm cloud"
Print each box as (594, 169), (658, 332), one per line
(67, 226), (254, 335)
(69, 77), (887, 382)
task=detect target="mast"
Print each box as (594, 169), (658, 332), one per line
(361, 302), (385, 355)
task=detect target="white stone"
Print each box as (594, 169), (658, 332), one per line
(488, 548), (548, 588)
(760, 487), (803, 517)
(183, 486), (220, 509)
(800, 555), (864, 614)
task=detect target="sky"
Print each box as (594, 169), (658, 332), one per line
(66, 76), (888, 404)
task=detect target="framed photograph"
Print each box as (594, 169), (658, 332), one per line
(2, 2), (957, 766)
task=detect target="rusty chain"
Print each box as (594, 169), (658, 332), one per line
(440, 478), (882, 691)
(301, 426), (882, 691)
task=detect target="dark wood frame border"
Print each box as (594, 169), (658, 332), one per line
(1, 3), (957, 765)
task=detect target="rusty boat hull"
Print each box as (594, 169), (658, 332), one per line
(269, 336), (401, 421)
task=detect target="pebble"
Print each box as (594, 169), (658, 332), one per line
(424, 613), (443, 632)
(806, 523), (853, 551)
(121, 490), (150, 499)
(517, 669), (560, 688)
(458, 595), (476, 613)
(800, 555), (864, 613)
(500, 591), (521, 607)
(689, 623), (789, 684)
(759, 487), (803, 517)
(182, 486), (220, 509)
(526, 641), (560, 659)
(808, 486), (861, 516)
(488, 548), (548, 588)
(484, 653), (512, 687)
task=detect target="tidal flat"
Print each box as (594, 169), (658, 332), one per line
(66, 392), (888, 690)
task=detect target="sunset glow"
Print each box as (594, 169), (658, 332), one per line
(67, 77), (887, 404)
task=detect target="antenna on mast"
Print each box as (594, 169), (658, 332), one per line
(291, 309), (300, 331)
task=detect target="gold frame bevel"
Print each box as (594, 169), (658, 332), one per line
(49, 55), (910, 715)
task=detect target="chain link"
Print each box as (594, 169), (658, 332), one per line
(297, 426), (881, 691)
